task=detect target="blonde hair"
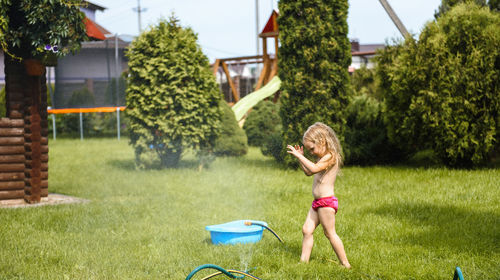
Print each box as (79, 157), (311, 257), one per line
(302, 122), (343, 167)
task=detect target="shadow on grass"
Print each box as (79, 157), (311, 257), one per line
(222, 156), (286, 170)
(106, 158), (212, 171)
(370, 202), (500, 253)
(107, 159), (136, 170)
(106, 153), (284, 172)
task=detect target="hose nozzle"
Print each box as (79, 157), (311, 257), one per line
(244, 221), (283, 243)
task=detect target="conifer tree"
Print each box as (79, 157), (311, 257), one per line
(278, 0), (351, 167)
(126, 16), (221, 168)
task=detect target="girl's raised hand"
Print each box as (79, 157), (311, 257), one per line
(294, 145), (304, 155)
(287, 144), (303, 157)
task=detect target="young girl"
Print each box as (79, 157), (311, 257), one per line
(287, 122), (351, 268)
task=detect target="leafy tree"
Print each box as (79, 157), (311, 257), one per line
(278, 0), (351, 167)
(126, 17), (221, 168)
(0, 0), (86, 59)
(379, 3), (500, 167)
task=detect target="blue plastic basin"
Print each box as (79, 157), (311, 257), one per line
(206, 220), (267, 245)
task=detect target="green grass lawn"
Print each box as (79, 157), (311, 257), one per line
(0, 138), (498, 279)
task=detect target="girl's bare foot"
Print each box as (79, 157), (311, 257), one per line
(341, 261), (351, 269)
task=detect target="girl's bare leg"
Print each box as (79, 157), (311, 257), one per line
(318, 207), (351, 268)
(300, 207), (319, 262)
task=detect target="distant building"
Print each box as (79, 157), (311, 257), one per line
(349, 39), (385, 72)
(53, 1), (130, 108)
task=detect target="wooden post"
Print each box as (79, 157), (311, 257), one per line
(212, 59), (221, 76)
(24, 71), (43, 203)
(221, 61), (239, 102)
(255, 37), (269, 90)
(1, 56), (27, 200)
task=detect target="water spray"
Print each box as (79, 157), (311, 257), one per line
(244, 221), (283, 243)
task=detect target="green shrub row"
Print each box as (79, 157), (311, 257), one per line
(377, 3), (499, 167)
(47, 112), (128, 138)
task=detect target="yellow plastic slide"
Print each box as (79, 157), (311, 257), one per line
(231, 76), (281, 121)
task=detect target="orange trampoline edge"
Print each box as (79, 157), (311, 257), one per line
(48, 106), (126, 114)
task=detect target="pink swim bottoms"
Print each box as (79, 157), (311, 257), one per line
(312, 196), (338, 212)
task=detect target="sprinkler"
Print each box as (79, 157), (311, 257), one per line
(185, 264), (261, 280)
(244, 221), (283, 243)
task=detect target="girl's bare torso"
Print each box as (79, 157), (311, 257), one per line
(312, 164), (339, 199)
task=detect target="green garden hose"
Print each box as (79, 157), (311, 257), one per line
(244, 221), (284, 243)
(185, 264), (261, 280)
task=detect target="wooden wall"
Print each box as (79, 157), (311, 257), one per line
(1, 57), (49, 202)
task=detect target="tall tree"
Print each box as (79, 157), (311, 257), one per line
(278, 0), (351, 167)
(126, 16), (221, 169)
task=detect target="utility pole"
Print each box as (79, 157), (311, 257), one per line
(255, 0), (260, 77)
(378, 0), (409, 37)
(255, 0), (260, 56)
(132, 0), (147, 33)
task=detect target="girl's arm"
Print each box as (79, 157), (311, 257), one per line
(287, 145), (334, 175)
(289, 145), (313, 176)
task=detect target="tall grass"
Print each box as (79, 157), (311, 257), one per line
(0, 138), (498, 279)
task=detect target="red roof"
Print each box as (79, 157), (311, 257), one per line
(84, 17), (106, 40)
(260, 10), (279, 37)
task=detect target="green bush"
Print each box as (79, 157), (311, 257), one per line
(67, 87), (95, 108)
(351, 66), (381, 99)
(214, 100), (247, 156)
(243, 100), (281, 147)
(278, 0), (351, 167)
(344, 94), (403, 165)
(434, 0), (488, 18)
(126, 16), (221, 168)
(261, 129), (285, 162)
(48, 112), (129, 138)
(378, 3), (500, 167)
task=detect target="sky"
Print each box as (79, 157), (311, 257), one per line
(90, 0), (442, 62)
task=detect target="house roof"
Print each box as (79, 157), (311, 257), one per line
(91, 20), (112, 37)
(351, 43), (386, 56)
(358, 44), (385, 53)
(81, 36), (130, 49)
(84, 17), (106, 40)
